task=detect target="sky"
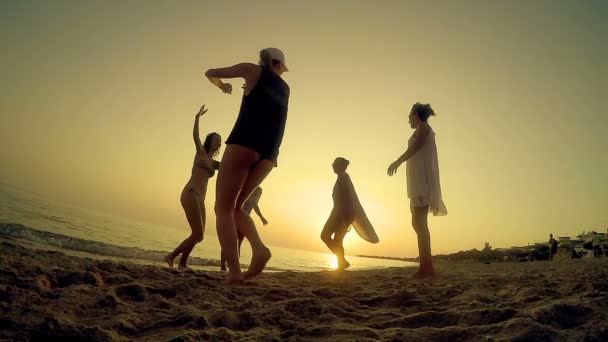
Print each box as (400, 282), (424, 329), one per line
(1, 0), (606, 257)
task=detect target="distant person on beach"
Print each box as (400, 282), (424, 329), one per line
(206, 48), (290, 284)
(549, 234), (558, 260)
(388, 102), (447, 279)
(220, 186), (268, 271)
(165, 105), (221, 270)
(321, 158), (379, 271)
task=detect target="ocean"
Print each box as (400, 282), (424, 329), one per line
(0, 183), (416, 272)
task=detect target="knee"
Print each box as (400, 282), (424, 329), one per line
(214, 201), (234, 217)
(320, 232), (331, 242)
(192, 232), (204, 243)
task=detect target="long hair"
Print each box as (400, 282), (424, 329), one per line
(203, 132), (221, 157)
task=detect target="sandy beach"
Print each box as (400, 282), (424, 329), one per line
(1, 241), (607, 341)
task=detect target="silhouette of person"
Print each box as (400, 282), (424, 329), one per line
(205, 48), (289, 283)
(549, 234), (558, 260)
(321, 157), (379, 271)
(388, 102), (447, 279)
(165, 105), (221, 270)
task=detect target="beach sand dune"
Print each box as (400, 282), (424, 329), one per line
(1, 242), (607, 341)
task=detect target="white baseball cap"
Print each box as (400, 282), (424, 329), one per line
(266, 47), (288, 72)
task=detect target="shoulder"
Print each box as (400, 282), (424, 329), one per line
(413, 124), (432, 143)
(417, 123), (432, 136)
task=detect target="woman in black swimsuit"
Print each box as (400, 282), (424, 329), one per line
(165, 104), (221, 270)
(205, 48), (289, 283)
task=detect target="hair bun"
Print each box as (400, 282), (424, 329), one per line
(412, 102), (436, 121)
(335, 157), (350, 168)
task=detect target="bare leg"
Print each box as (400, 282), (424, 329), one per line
(164, 254), (175, 268)
(215, 145), (260, 282)
(166, 190), (204, 269)
(237, 231), (245, 257)
(321, 211), (340, 254)
(220, 251), (227, 271)
(412, 205), (435, 278)
(236, 160), (274, 279)
(178, 200), (206, 268)
(321, 211), (350, 270)
(221, 231), (244, 271)
(333, 228), (350, 270)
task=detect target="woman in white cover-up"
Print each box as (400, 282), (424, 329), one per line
(388, 102), (447, 279)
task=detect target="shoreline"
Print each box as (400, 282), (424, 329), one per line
(0, 223), (416, 273)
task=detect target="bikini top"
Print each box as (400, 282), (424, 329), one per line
(194, 156), (217, 177)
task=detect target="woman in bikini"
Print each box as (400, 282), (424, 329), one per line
(165, 104), (221, 270)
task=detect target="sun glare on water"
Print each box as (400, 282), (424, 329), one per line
(328, 254), (339, 270)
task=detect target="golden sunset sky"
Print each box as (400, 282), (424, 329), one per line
(1, 0), (606, 257)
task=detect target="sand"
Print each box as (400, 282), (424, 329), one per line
(1, 241), (607, 341)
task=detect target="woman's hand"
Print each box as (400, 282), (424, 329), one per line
(387, 161), (402, 176)
(196, 104), (208, 118)
(220, 83), (232, 94)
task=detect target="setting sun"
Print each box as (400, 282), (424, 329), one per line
(328, 254), (339, 270)
(1, 1), (606, 340)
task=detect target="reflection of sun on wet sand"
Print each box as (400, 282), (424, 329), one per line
(2, 242), (607, 341)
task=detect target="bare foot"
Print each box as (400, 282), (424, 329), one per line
(164, 255), (174, 268)
(337, 259), (350, 271)
(244, 247), (271, 279)
(413, 268), (435, 279)
(177, 264), (190, 272)
(220, 265), (227, 272)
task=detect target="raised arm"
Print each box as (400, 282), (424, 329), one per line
(387, 124), (430, 176)
(193, 104), (207, 153)
(205, 63), (260, 94)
